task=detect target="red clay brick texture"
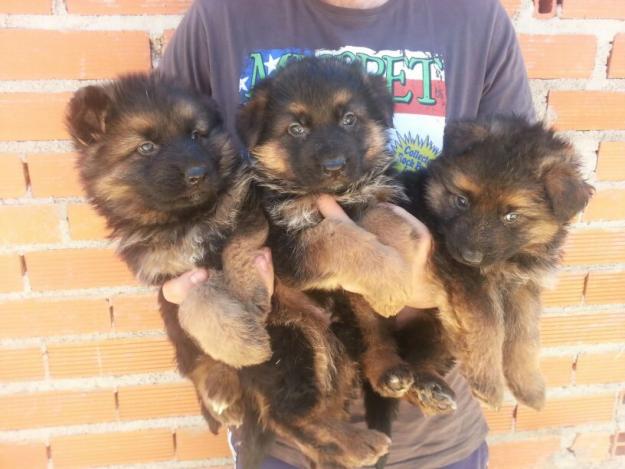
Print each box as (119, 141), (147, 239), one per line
(1, 1), (624, 468)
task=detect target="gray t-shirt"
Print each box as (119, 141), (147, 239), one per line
(159, 0), (534, 467)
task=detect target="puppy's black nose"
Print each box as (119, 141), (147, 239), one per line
(322, 157), (346, 174)
(185, 166), (208, 185)
(461, 249), (484, 265)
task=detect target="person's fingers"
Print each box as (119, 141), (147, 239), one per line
(162, 268), (209, 305)
(316, 194), (353, 223)
(380, 202), (432, 266)
(253, 247), (275, 296)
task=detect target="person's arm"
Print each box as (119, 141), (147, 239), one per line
(158, 0), (213, 96)
(478, 1), (535, 120)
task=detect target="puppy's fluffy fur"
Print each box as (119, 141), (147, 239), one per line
(68, 73), (391, 469)
(399, 116), (594, 410)
(237, 58), (457, 464)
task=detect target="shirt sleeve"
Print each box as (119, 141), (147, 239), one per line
(158, 0), (213, 96)
(478, 2), (535, 120)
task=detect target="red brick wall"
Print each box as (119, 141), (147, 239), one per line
(0, 1), (624, 467)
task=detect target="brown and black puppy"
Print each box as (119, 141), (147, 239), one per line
(400, 116), (594, 410)
(66, 72), (272, 424)
(67, 73), (391, 469)
(237, 58), (456, 417)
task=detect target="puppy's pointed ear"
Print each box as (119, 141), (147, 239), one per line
(66, 85), (111, 148)
(540, 147), (594, 222)
(442, 120), (490, 157)
(363, 72), (394, 128)
(236, 81), (270, 150)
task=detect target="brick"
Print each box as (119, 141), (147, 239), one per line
(27, 153), (83, 198)
(0, 155), (27, 198)
(0, 93), (70, 142)
(118, 382), (199, 420)
(482, 403), (515, 433)
(540, 355), (574, 387)
(1, 0), (50, 14)
(0, 255), (23, 293)
(561, 0), (625, 19)
(66, 0), (191, 15)
(609, 34), (625, 78)
(541, 311), (625, 346)
(176, 427), (231, 460)
(516, 394), (615, 431)
(585, 271), (625, 304)
(25, 248), (136, 290)
(0, 390), (115, 430)
(51, 429), (174, 468)
(489, 436), (560, 469)
(0, 442), (48, 469)
(0, 348), (44, 382)
(571, 432), (613, 462)
(583, 189), (625, 221)
(563, 229), (625, 265)
(111, 293), (162, 332)
(67, 203), (109, 240)
(500, 0), (522, 17)
(519, 34), (596, 79)
(0, 205), (61, 244)
(0, 31), (150, 80)
(549, 91), (625, 131)
(576, 351), (625, 385)
(541, 271), (586, 307)
(596, 142), (625, 181)
(0, 297), (110, 338)
(47, 337), (175, 378)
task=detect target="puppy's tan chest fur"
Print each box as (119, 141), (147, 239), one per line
(132, 226), (204, 284)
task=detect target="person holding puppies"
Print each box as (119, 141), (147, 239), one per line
(159, 0), (534, 467)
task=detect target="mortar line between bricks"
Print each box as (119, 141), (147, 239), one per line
(0, 415), (207, 442)
(543, 302), (625, 315)
(540, 343), (625, 357)
(0, 14), (184, 32)
(0, 285), (153, 302)
(99, 458), (234, 469)
(0, 371), (185, 396)
(0, 329), (166, 348)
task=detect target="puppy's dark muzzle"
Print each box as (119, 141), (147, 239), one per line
(185, 166), (209, 186)
(461, 249), (484, 266)
(322, 157), (346, 175)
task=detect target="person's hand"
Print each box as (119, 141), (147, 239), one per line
(162, 247), (274, 305)
(316, 194), (436, 312)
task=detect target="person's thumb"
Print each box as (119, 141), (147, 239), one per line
(316, 194), (352, 223)
(162, 268), (209, 305)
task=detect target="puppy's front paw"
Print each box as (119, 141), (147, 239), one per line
(364, 294), (405, 318)
(340, 428), (391, 468)
(467, 373), (505, 410)
(405, 371), (457, 415)
(509, 372), (546, 410)
(373, 363), (414, 398)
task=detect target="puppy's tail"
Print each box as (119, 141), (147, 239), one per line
(238, 408), (275, 469)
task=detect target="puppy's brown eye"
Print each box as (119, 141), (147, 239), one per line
(503, 212), (520, 223)
(288, 123), (306, 138)
(191, 130), (200, 141)
(341, 112), (357, 127)
(454, 194), (469, 210)
(138, 142), (157, 155)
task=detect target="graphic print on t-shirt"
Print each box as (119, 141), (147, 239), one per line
(239, 46), (446, 172)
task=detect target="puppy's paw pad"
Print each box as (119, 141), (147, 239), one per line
(375, 364), (414, 398)
(406, 372), (457, 415)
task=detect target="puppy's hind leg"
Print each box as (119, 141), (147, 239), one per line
(502, 283), (546, 410)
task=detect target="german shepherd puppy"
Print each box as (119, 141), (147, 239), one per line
(237, 58), (456, 417)
(67, 73), (391, 469)
(398, 116), (594, 410)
